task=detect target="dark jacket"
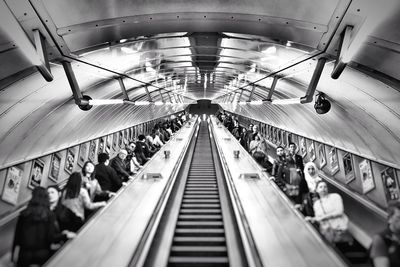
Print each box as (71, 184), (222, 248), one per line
(53, 202), (84, 233)
(110, 156), (131, 181)
(134, 141), (150, 165)
(95, 163), (123, 192)
(13, 210), (62, 267)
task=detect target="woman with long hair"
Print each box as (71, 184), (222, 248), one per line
(81, 161), (113, 202)
(12, 187), (60, 267)
(48, 185), (83, 233)
(62, 172), (106, 222)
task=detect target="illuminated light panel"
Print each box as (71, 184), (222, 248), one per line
(135, 101), (150, 106)
(88, 99), (124, 105)
(271, 98), (301, 105)
(119, 39), (128, 43)
(154, 101), (164, 106)
(262, 46), (277, 55)
(249, 100), (263, 105)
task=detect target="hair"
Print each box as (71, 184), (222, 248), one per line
(47, 184), (61, 192)
(82, 161), (95, 179)
(138, 134), (146, 141)
(387, 200), (400, 218)
(64, 172), (82, 199)
(22, 187), (51, 222)
(98, 153), (109, 163)
(289, 142), (296, 148)
(276, 146), (284, 150)
(315, 180), (328, 194)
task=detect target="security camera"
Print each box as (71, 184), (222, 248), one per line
(314, 92), (331, 114)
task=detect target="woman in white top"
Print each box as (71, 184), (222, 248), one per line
(303, 162), (322, 193)
(306, 180), (349, 243)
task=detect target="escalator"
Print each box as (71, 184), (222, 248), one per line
(141, 120), (247, 267)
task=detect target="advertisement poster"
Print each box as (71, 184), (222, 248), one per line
(78, 143), (88, 167)
(49, 153), (61, 182)
(65, 148), (76, 174)
(381, 167), (399, 201)
(308, 141), (316, 161)
(328, 147), (340, 175)
(88, 140), (97, 162)
(343, 152), (355, 183)
(29, 159), (44, 189)
(2, 166), (23, 205)
(359, 159), (375, 194)
(300, 137), (307, 158)
(318, 143), (326, 168)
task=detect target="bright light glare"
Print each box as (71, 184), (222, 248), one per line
(88, 99), (124, 105)
(119, 39), (128, 43)
(135, 101), (150, 106)
(262, 46), (277, 55)
(121, 47), (137, 54)
(249, 100), (263, 105)
(271, 98), (301, 105)
(154, 101), (164, 106)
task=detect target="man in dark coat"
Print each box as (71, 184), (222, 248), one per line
(95, 153), (123, 192)
(134, 135), (151, 165)
(110, 149), (133, 182)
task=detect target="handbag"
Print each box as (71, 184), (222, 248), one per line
(285, 167), (301, 196)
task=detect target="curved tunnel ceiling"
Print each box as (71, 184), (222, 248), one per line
(0, 0), (399, 169)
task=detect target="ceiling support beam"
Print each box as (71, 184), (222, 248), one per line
(62, 61), (83, 105)
(116, 77), (129, 100)
(159, 90), (165, 102)
(247, 85), (256, 101)
(32, 29), (53, 82)
(0, 0), (52, 81)
(266, 76), (279, 101)
(331, 25), (353, 79)
(300, 57), (327, 103)
(144, 85), (153, 102)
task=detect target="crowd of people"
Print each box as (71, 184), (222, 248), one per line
(216, 110), (400, 267)
(11, 115), (187, 267)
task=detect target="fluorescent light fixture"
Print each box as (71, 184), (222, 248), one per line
(286, 41), (292, 47)
(262, 46), (277, 55)
(249, 100), (263, 105)
(88, 99), (124, 105)
(271, 98), (301, 105)
(121, 47), (137, 54)
(119, 39), (128, 43)
(239, 101), (247, 105)
(154, 101), (164, 106)
(135, 101), (150, 106)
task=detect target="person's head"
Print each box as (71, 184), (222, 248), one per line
(29, 186), (50, 209)
(276, 146), (284, 157)
(248, 124), (253, 130)
(315, 180), (329, 198)
(138, 134), (146, 142)
(118, 149), (128, 160)
(24, 187), (51, 220)
(126, 142), (136, 153)
(98, 153), (110, 165)
(289, 142), (297, 154)
(254, 134), (261, 141)
(252, 125), (259, 133)
(82, 161), (95, 179)
(387, 201), (400, 233)
(47, 185), (61, 206)
(304, 162), (318, 178)
(64, 172), (82, 199)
